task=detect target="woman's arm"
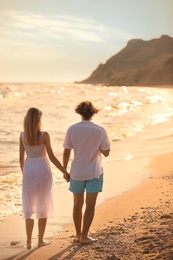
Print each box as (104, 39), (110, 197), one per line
(19, 134), (25, 174)
(43, 132), (70, 182)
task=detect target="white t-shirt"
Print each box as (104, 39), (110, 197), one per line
(63, 120), (110, 180)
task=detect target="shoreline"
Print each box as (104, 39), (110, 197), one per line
(1, 150), (173, 259)
(0, 156), (150, 260)
(17, 153), (173, 259)
(1, 118), (173, 259)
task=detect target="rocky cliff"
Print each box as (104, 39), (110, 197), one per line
(78, 35), (173, 86)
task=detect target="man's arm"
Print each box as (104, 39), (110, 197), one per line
(63, 148), (71, 169)
(100, 149), (110, 157)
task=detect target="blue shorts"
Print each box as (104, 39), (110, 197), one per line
(69, 174), (103, 194)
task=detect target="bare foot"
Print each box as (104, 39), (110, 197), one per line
(80, 236), (98, 244)
(26, 242), (31, 249)
(38, 241), (50, 248)
(73, 234), (81, 243)
(73, 238), (80, 243)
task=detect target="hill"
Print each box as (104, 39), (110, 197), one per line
(77, 35), (173, 86)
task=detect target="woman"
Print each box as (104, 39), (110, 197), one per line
(19, 107), (69, 249)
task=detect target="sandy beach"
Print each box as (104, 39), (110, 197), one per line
(0, 145), (172, 259)
(1, 116), (173, 260)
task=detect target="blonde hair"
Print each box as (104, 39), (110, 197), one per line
(24, 107), (42, 145)
(75, 101), (100, 120)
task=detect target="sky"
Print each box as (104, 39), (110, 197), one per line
(0, 0), (173, 83)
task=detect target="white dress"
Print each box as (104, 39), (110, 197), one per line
(21, 132), (53, 219)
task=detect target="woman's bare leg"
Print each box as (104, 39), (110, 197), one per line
(25, 218), (34, 249)
(38, 218), (48, 247)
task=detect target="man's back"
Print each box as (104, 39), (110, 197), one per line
(63, 120), (110, 180)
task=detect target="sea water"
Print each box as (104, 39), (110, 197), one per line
(0, 82), (173, 220)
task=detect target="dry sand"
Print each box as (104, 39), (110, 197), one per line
(3, 151), (173, 260)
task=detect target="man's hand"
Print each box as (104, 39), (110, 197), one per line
(63, 172), (70, 182)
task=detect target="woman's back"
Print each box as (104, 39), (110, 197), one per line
(21, 131), (46, 158)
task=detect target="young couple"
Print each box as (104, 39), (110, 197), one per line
(19, 101), (110, 249)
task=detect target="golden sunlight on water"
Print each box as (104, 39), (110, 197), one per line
(0, 83), (173, 220)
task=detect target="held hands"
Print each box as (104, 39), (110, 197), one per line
(63, 172), (70, 183)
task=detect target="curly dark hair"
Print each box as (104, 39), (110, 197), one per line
(75, 101), (100, 120)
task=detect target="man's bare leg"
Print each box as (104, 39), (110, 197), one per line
(73, 193), (84, 241)
(25, 218), (34, 249)
(80, 192), (98, 244)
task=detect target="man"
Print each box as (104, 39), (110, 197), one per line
(63, 101), (110, 244)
